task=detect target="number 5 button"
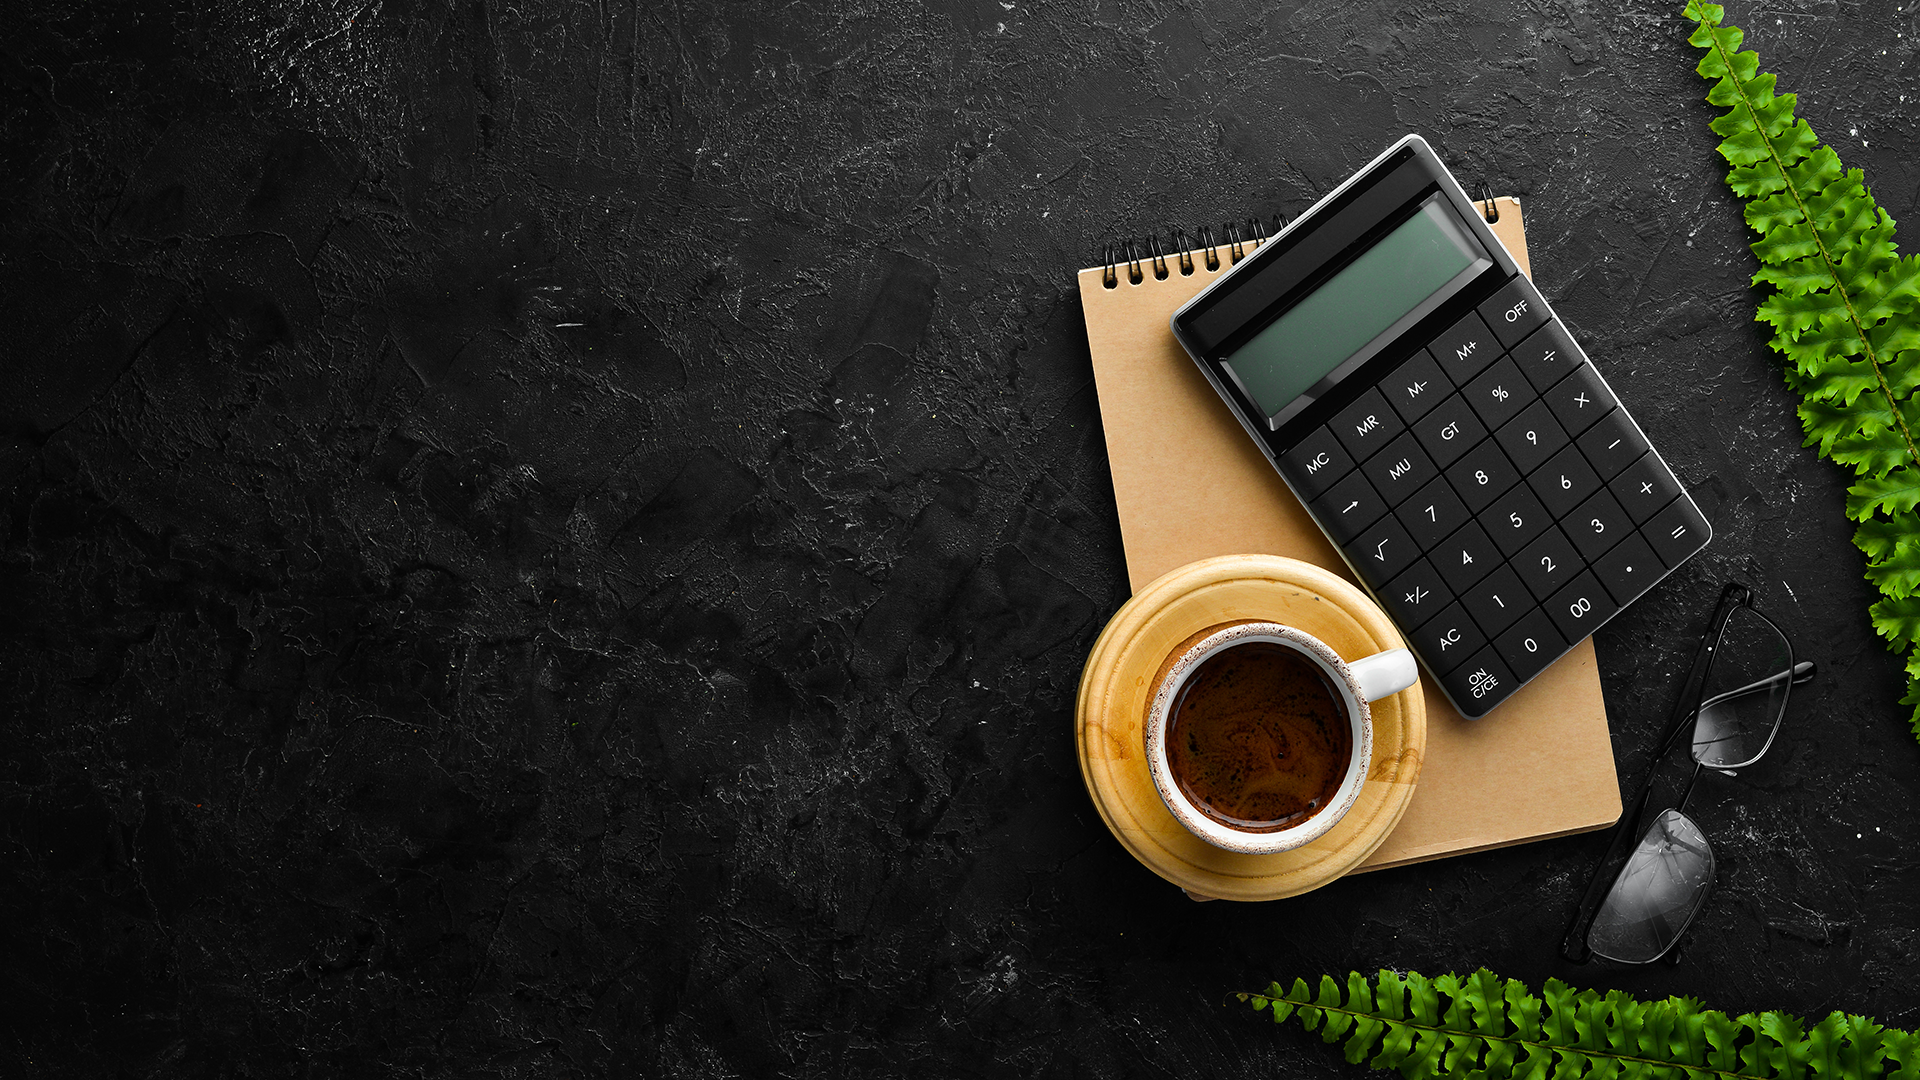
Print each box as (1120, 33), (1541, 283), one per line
(1546, 570), (1619, 643)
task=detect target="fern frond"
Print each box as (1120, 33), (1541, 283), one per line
(1243, 968), (1915, 1080)
(1687, 0), (1920, 741)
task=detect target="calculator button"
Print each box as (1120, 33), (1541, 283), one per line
(1444, 440), (1520, 512)
(1609, 454), (1684, 525)
(1362, 432), (1438, 503)
(1477, 275), (1550, 348)
(1543, 364), (1617, 435)
(1546, 570), (1619, 643)
(1432, 521), (1500, 593)
(1496, 400), (1570, 476)
(1644, 496), (1712, 568)
(1349, 513), (1421, 586)
(1330, 387), (1406, 462)
(1312, 470), (1389, 544)
(1281, 427), (1354, 499)
(1429, 310), (1503, 385)
(1384, 350), (1454, 423)
(1485, 484), (1552, 556)
(1530, 443), (1604, 518)
(1440, 647), (1516, 717)
(1412, 602), (1486, 675)
(1411, 395), (1488, 469)
(1495, 608), (1568, 684)
(1396, 476), (1470, 550)
(1568, 488), (1633, 561)
(1381, 559), (1454, 631)
(1594, 533), (1664, 607)
(1509, 319), (1585, 393)
(1515, 525), (1584, 601)
(1577, 410), (1650, 481)
(1463, 356), (1536, 431)
(1461, 564), (1531, 637)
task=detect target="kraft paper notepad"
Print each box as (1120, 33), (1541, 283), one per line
(1077, 200), (1622, 870)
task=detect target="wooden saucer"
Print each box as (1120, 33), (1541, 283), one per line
(1075, 554), (1427, 901)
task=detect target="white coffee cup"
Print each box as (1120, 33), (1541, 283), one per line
(1143, 622), (1418, 855)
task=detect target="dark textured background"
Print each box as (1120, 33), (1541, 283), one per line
(4, 0), (1919, 1075)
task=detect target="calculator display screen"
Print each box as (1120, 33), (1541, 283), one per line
(1223, 199), (1480, 418)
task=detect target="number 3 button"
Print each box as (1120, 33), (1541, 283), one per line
(1545, 570), (1619, 643)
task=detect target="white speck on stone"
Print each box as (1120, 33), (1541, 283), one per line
(1850, 127), (1859, 136)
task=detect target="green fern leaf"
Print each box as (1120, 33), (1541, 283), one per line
(1246, 967), (1917, 1080)
(1687, 0), (1920, 740)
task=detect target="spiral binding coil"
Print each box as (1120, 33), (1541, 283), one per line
(1473, 181), (1500, 223)
(1100, 215), (1286, 289)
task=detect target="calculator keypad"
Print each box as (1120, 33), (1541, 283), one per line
(1287, 277), (1710, 717)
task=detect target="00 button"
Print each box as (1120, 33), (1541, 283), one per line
(1545, 571), (1619, 643)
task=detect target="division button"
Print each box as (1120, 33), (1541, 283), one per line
(1280, 426), (1354, 499)
(1464, 356), (1537, 431)
(1461, 564), (1531, 637)
(1594, 533), (1665, 607)
(1609, 453), (1684, 525)
(1381, 558), (1454, 631)
(1349, 513), (1421, 588)
(1542, 363), (1618, 436)
(1432, 520), (1501, 593)
(1530, 443), (1604, 518)
(1644, 496), (1713, 568)
(1508, 319), (1586, 393)
(1444, 439), (1520, 512)
(1575, 409), (1650, 481)
(1477, 275), (1551, 348)
(1546, 570), (1620, 644)
(1440, 647), (1517, 718)
(1485, 483), (1552, 557)
(1383, 349), (1454, 424)
(1515, 525), (1585, 601)
(1495, 400), (1570, 476)
(1494, 607), (1568, 684)
(1330, 387), (1406, 462)
(1362, 431), (1438, 503)
(1429, 309), (1504, 385)
(1410, 601), (1486, 675)
(1568, 488), (1633, 561)
(1311, 470), (1389, 544)
(1396, 476), (1471, 550)
(1411, 394), (1488, 469)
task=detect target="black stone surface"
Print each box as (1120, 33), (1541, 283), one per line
(5, 1), (1920, 1075)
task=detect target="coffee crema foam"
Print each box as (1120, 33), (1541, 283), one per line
(1166, 642), (1354, 831)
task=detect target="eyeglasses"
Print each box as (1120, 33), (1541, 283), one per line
(1560, 582), (1816, 964)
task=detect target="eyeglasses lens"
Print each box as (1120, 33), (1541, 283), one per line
(1586, 808), (1715, 963)
(1691, 605), (1793, 769)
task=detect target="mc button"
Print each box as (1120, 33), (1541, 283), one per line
(1280, 427), (1354, 500)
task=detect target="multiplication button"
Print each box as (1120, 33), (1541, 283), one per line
(1440, 647), (1517, 718)
(1311, 470), (1388, 544)
(1384, 350), (1454, 424)
(1280, 427), (1354, 499)
(1330, 387), (1406, 462)
(1411, 602), (1486, 675)
(1546, 570), (1619, 644)
(1543, 364), (1618, 435)
(1477, 276), (1551, 348)
(1411, 395), (1488, 469)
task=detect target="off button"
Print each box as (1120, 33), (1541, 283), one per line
(1477, 276), (1550, 349)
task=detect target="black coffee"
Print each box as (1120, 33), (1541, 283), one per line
(1166, 642), (1354, 832)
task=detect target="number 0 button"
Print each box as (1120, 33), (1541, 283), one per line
(1495, 608), (1567, 684)
(1546, 570), (1619, 643)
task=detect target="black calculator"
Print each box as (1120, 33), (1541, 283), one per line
(1169, 135), (1710, 718)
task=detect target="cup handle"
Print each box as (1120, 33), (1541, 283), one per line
(1349, 648), (1418, 702)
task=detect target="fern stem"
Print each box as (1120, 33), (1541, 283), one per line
(1266, 997), (1775, 1080)
(1701, 12), (1920, 472)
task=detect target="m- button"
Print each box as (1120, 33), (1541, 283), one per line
(1477, 276), (1550, 348)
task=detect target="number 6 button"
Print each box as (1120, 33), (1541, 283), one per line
(1546, 570), (1619, 643)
